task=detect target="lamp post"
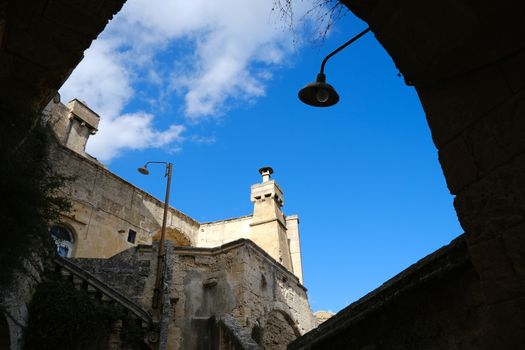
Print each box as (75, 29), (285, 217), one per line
(298, 27), (370, 107)
(137, 161), (173, 309)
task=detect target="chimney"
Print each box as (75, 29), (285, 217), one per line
(64, 99), (100, 154)
(250, 167), (292, 271)
(259, 166), (273, 183)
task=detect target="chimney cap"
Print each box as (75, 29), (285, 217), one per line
(258, 166), (274, 175)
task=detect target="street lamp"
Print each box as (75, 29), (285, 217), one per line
(298, 27), (371, 107)
(137, 161), (173, 309)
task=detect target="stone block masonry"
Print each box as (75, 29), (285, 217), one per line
(166, 239), (316, 349)
(76, 239), (316, 349)
(290, 236), (488, 349)
(291, 0), (525, 347)
(47, 101), (305, 284)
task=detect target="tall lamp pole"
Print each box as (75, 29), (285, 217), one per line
(138, 161), (173, 309)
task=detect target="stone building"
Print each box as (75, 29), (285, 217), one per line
(41, 98), (316, 349)
(45, 99), (303, 283)
(2, 0), (524, 348)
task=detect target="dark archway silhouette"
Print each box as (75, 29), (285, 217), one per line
(0, 313), (11, 350)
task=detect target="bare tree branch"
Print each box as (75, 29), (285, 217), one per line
(272, 0), (349, 42)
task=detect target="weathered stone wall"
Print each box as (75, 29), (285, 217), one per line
(72, 245), (153, 308)
(43, 101), (72, 146)
(166, 240), (316, 350)
(290, 236), (488, 349)
(44, 99), (100, 157)
(261, 310), (298, 350)
(293, 0), (525, 346)
(0, 0), (127, 344)
(46, 101), (305, 283)
(212, 314), (261, 350)
(0, 246), (51, 350)
(198, 214), (304, 283)
(238, 241), (316, 336)
(249, 178), (294, 274)
(312, 311), (334, 325)
(74, 239), (315, 349)
(48, 140), (200, 258)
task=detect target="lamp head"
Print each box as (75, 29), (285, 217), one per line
(298, 73), (339, 107)
(137, 166), (150, 175)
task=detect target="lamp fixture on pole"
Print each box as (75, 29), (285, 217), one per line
(298, 27), (371, 107)
(137, 161), (173, 309)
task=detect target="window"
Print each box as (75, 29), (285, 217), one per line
(127, 229), (137, 244)
(50, 225), (74, 257)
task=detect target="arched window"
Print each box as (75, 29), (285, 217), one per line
(50, 225), (75, 257)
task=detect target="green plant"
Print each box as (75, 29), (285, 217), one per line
(0, 105), (71, 285)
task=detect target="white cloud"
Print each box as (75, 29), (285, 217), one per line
(60, 40), (185, 163)
(60, 0), (321, 161)
(86, 113), (185, 162)
(113, 0), (315, 118)
(61, 40), (131, 118)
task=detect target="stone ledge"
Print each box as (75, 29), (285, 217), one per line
(173, 238), (306, 291)
(289, 234), (470, 349)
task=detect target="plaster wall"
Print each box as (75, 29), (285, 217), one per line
(198, 216), (252, 247)
(285, 215), (302, 283)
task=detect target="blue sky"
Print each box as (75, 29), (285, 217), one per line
(60, 1), (462, 312)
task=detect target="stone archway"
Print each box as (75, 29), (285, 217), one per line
(260, 310), (300, 350)
(0, 313), (10, 350)
(338, 0), (525, 347)
(152, 227), (191, 246)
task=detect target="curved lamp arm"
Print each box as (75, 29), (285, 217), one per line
(320, 27), (370, 75)
(298, 27), (371, 107)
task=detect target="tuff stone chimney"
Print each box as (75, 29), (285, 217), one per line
(45, 98), (100, 158)
(250, 167), (293, 272)
(63, 99), (99, 154)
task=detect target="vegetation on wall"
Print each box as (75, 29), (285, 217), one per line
(0, 105), (71, 285)
(24, 273), (146, 350)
